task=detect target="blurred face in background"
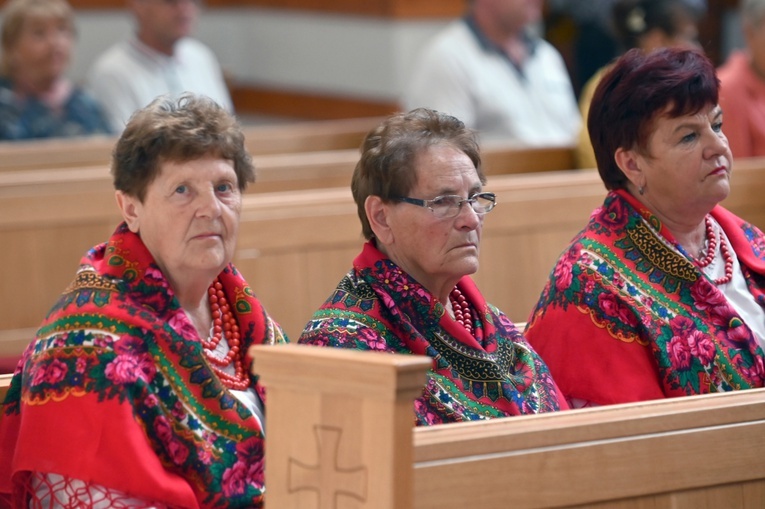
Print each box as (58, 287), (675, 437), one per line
(7, 13), (72, 89)
(641, 11), (700, 52)
(476, 0), (542, 35)
(745, 15), (765, 79)
(133, 0), (198, 55)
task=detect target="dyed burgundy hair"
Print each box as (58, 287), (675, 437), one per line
(588, 46), (719, 190)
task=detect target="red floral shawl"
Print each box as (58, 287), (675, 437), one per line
(298, 241), (566, 425)
(525, 190), (765, 405)
(0, 223), (287, 508)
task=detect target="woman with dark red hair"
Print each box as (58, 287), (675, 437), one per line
(525, 47), (765, 408)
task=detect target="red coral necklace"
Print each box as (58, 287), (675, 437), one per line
(694, 216), (733, 286)
(449, 287), (474, 335)
(202, 279), (249, 390)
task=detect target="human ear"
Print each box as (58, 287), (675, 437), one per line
(115, 191), (141, 233)
(365, 195), (394, 245)
(614, 147), (645, 191)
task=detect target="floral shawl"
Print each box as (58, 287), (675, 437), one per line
(0, 223), (287, 508)
(298, 241), (565, 425)
(525, 190), (765, 405)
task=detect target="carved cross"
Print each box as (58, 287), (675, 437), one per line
(288, 425), (368, 508)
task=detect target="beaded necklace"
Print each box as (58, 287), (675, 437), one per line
(202, 279), (249, 390)
(694, 216), (733, 286)
(449, 287), (474, 335)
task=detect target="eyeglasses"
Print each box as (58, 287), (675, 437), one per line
(392, 192), (497, 219)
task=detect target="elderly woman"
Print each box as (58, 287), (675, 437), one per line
(0, 94), (286, 507)
(717, 0), (765, 158)
(576, 0), (703, 168)
(0, 0), (111, 140)
(298, 108), (566, 425)
(525, 47), (765, 407)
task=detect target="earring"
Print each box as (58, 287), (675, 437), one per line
(638, 186), (644, 195)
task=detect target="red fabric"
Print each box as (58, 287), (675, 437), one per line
(0, 223), (286, 508)
(7, 395), (197, 507)
(300, 241), (566, 425)
(526, 191), (765, 405)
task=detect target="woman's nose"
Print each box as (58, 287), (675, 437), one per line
(455, 202), (481, 229)
(197, 189), (222, 218)
(705, 127), (729, 158)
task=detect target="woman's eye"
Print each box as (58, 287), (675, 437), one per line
(712, 121), (723, 133)
(216, 183), (233, 193)
(680, 132), (697, 143)
(174, 185), (187, 194)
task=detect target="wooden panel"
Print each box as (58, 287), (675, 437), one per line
(482, 141), (577, 174)
(0, 373), (13, 402)
(412, 389), (765, 508)
(0, 117), (381, 172)
(253, 344), (765, 509)
(2, 158), (763, 354)
(253, 344), (431, 509)
(230, 85), (399, 121)
(0, 329), (33, 362)
(57, 0), (464, 18)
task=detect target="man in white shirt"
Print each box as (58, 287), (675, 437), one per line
(87, 0), (232, 132)
(403, 0), (581, 146)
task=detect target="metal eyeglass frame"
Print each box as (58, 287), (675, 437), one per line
(392, 192), (497, 218)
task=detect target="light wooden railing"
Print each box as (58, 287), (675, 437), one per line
(251, 343), (765, 509)
(2, 157), (764, 365)
(0, 116), (382, 173)
(0, 373), (13, 403)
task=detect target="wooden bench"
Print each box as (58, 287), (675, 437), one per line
(234, 159), (765, 338)
(0, 142), (577, 197)
(251, 343), (765, 508)
(0, 116), (383, 173)
(2, 158), (764, 356)
(0, 373), (12, 402)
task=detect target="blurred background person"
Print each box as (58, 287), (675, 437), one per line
(576, 0), (704, 168)
(0, 0), (111, 140)
(0, 94), (285, 508)
(546, 0), (621, 96)
(299, 108), (566, 425)
(87, 0), (232, 133)
(526, 47), (765, 407)
(717, 0), (765, 158)
(401, 0), (580, 146)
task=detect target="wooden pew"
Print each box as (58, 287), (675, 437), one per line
(0, 373), (12, 403)
(234, 159), (765, 338)
(2, 158), (764, 355)
(0, 142), (579, 344)
(0, 116), (382, 173)
(0, 143), (577, 197)
(252, 343), (765, 509)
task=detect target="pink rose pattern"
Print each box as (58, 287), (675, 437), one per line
(530, 191), (765, 397)
(299, 253), (562, 424)
(7, 224), (272, 507)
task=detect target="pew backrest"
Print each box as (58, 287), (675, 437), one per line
(252, 343), (765, 509)
(0, 373), (12, 402)
(0, 117), (383, 173)
(2, 158), (765, 348)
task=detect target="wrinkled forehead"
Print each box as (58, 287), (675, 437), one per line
(411, 144), (479, 190)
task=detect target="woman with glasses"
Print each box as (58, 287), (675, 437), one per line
(298, 108), (566, 425)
